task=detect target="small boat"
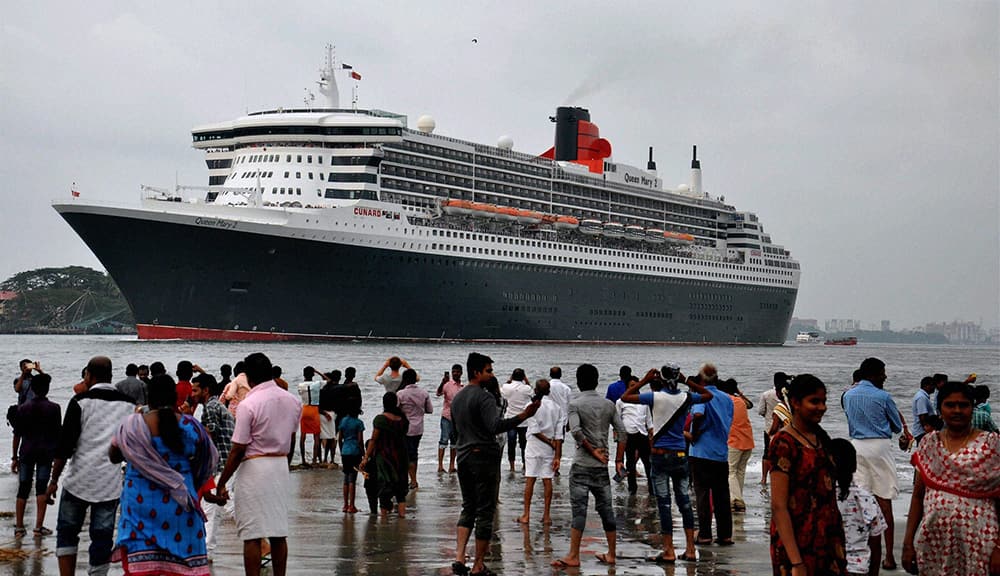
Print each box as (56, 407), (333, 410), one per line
(602, 222), (625, 238)
(625, 225), (645, 241)
(470, 202), (499, 218)
(580, 219), (603, 235)
(553, 215), (579, 230)
(515, 209), (544, 224)
(795, 331), (821, 344)
(663, 231), (695, 245)
(442, 199), (473, 216)
(494, 206), (519, 221)
(645, 228), (665, 243)
(824, 336), (858, 346)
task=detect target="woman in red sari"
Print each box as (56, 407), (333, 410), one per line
(769, 374), (847, 576)
(902, 381), (1000, 576)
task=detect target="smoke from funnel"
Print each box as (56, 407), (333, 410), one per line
(564, 76), (608, 105)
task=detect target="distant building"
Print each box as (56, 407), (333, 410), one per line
(825, 319), (860, 333)
(0, 291), (16, 315)
(924, 321), (986, 344)
(881, 320), (891, 332)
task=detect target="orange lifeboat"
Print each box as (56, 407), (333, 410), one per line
(442, 199), (474, 216)
(663, 231), (695, 245)
(494, 206), (519, 221)
(541, 213), (558, 225)
(553, 215), (579, 230)
(470, 202), (498, 218)
(515, 209), (544, 224)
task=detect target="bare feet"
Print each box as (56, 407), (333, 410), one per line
(551, 558), (580, 568)
(515, 515), (530, 524)
(595, 552), (615, 564)
(541, 516), (551, 525)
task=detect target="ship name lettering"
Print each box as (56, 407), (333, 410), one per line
(623, 173), (656, 188)
(354, 207), (383, 217)
(194, 217), (237, 229)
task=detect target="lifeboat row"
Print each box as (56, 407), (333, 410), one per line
(579, 219), (695, 243)
(439, 200), (694, 244)
(442, 199), (578, 229)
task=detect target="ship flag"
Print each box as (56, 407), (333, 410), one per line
(350, 71), (362, 81)
(71, 182), (80, 197)
(341, 63), (353, 69)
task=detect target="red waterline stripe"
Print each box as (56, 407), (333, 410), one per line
(136, 324), (782, 346)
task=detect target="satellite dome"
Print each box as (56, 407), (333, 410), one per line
(497, 135), (514, 150)
(416, 115), (436, 134)
(677, 184), (690, 193)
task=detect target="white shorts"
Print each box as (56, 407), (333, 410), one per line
(524, 456), (555, 479)
(851, 438), (898, 499)
(320, 414), (337, 440)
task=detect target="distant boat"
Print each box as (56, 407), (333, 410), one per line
(824, 336), (858, 346)
(795, 331), (821, 344)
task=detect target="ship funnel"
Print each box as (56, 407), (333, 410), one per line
(647, 146), (657, 173)
(690, 145), (703, 196)
(554, 107), (590, 161)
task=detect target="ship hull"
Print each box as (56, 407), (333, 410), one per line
(58, 208), (797, 345)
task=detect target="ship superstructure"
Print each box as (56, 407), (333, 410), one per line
(54, 46), (799, 343)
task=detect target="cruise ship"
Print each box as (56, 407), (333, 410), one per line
(54, 47), (800, 344)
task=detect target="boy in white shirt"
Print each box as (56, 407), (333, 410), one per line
(516, 380), (561, 524)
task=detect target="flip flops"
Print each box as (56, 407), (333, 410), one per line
(647, 553), (675, 564)
(34, 526), (52, 536)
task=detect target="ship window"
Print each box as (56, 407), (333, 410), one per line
(307, 155), (312, 163)
(318, 157), (323, 164)
(284, 171), (289, 178)
(296, 172), (301, 178)
(297, 155), (302, 162)
(271, 188), (277, 194)
(286, 155), (291, 162)
(280, 188), (285, 194)
(308, 173), (313, 180)
(319, 174), (324, 181)
(297, 188), (302, 195)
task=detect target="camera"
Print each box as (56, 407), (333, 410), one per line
(24, 362), (36, 371)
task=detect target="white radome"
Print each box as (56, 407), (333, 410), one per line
(497, 135), (514, 150)
(677, 184), (690, 193)
(416, 115), (436, 134)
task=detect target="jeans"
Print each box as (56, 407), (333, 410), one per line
(624, 432), (651, 493)
(650, 452), (694, 534)
(506, 427), (527, 465)
(569, 465), (616, 533)
(439, 417), (457, 448)
(457, 447), (501, 541)
(689, 456), (732, 541)
(16, 456), (52, 499)
(55, 490), (118, 575)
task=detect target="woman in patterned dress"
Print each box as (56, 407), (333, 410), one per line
(360, 392), (410, 517)
(110, 375), (219, 576)
(902, 381), (1000, 576)
(769, 374), (847, 576)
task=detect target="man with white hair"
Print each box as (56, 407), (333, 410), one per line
(688, 363), (734, 546)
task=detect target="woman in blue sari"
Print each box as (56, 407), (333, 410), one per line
(109, 375), (218, 575)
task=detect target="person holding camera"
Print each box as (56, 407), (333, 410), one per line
(14, 359), (43, 405)
(619, 365), (713, 563)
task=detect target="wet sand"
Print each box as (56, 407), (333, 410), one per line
(0, 453), (912, 575)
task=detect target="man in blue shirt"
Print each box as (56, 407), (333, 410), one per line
(687, 363), (734, 546)
(604, 366), (631, 403)
(842, 357), (903, 571)
(912, 376), (938, 442)
(620, 364), (712, 563)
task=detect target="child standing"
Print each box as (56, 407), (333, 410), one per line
(337, 408), (365, 513)
(831, 438), (887, 576)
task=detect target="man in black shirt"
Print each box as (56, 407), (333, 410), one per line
(450, 353), (538, 576)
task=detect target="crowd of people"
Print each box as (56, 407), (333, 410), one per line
(7, 354), (999, 576)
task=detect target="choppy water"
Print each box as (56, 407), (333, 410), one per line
(0, 335), (997, 574)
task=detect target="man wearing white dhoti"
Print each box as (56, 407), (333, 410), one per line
(216, 353), (302, 576)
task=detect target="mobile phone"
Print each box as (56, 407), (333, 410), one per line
(24, 363), (35, 370)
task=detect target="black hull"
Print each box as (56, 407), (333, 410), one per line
(58, 210), (797, 344)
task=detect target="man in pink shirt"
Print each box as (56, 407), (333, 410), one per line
(216, 353), (301, 576)
(221, 361), (251, 419)
(395, 369), (433, 490)
(436, 364), (464, 473)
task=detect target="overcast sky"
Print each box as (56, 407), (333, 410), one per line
(1, 1), (997, 330)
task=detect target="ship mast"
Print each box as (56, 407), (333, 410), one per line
(317, 44), (340, 108)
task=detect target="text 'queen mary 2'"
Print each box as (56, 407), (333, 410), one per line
(54, 47), (800, 344)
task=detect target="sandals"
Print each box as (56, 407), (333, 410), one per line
(34, 526), (52, 536)
(647, 553), (675, 564)
(451, 561), (470, 575)
(14, 526), (27, 538)
(678, 552), (699, 562)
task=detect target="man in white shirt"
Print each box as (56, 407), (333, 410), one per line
(501, 369), (534, 472)
(517, 379), (560, 524)
(616, 387), (654, 494)
(296, 367), (324, 466)
(548, 366), (572, 441)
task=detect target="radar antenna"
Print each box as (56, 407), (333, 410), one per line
(317, 43), (340, 108)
